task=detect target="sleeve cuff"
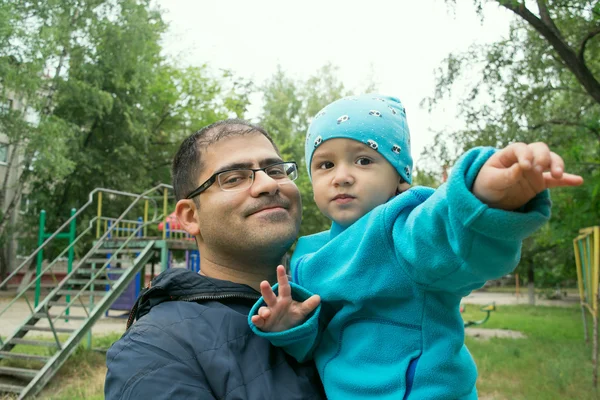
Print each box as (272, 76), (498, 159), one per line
(248, 282), (321, 345)
(447, 147), (552, 241)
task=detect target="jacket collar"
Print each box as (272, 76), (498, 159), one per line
(127, 268), (260, 329)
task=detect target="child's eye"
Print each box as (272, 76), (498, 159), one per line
(319, 161), (334, 170)
(356, 157), (372, 166)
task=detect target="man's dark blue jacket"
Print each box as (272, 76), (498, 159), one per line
(105, 268), (325, 399)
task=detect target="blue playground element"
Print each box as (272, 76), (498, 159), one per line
(165, 221), (200, 273)
(105, 217), (200, 317)
(106, 218), (143, 315)
(187, 250), (200, 273)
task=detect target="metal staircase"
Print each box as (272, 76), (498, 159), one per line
(0, 184), (174, 399)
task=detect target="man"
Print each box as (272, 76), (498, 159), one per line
(104, 119), (325, 399)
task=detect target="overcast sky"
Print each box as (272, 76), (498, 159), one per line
(155, 0), (515, 167)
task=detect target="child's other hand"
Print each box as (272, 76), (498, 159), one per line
(250, 265), (321, 332)
(473, 142), (583, 211)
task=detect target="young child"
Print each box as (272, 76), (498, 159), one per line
(248, 94), (582, 399)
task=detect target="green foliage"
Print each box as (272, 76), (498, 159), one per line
(0, 0), (250, 262)
(426, 0), (600, 284)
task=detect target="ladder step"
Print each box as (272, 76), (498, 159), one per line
(7, 282), (55, 290)
(67, 278), (113, 285)
(22, 325), (75, 333)
(48, 301), (90, 308)
(33, 313), (87, 321)
(86, 258), (115, 264)
(77, 268), (126, 275)
(0, 351), (50, 362)
(57, 290), (108, 297)
(0, 383), (26, 394)
(0, 366), (38, 379)
(9, 338), (60, 348)
(95, 248), (143, 254)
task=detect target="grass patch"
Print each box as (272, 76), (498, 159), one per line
(463, 305), (597, 400)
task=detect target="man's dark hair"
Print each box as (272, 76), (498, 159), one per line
(172, 119), (279, 201)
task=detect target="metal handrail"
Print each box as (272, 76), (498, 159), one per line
(0, 187), (162, 290)
(0, 221), (96, 319)
(85, 184), (172, 259)
(48, 223), (159, 324)
(0, 213), (134, 320)
(0, 184), (175, 347)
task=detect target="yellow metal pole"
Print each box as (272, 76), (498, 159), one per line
(163, 190), (168, 240)
(584, 238), (592, 305)
(104, 219), (108, 235)
(144, 200), (149, 237)
(595, 228), (600, 388)
(593, 227), (600, 315)
(574, 239), (586, 304)
(96, 192), (103, 238)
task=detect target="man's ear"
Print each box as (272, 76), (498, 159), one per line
(397, 178), (411, 194)
(175, 199), (200, 236)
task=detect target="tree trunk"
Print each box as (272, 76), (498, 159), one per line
(0, 172), (25, 234)
(0, 247), (7, 289)
(528, 262), (536, 305)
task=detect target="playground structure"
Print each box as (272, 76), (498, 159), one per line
(573, 226), (600, 387)
(0, 184), (198, 399)
(460, 303), (496, 328)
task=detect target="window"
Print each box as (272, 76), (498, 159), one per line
(0, 143), (7, 164)
(20, 196), (29, 214)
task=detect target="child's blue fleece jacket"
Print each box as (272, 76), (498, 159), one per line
(249, 147), (551, 400)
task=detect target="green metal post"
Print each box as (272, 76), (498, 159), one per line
(35, 210), (46, 308)
(96, 191), (102, 238)
(161, 244), (169, 272)
(66, 208), (76, 320)
(87, 261), (95, 349)
(162, 190), (168, 240)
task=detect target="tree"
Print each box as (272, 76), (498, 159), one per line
(0, 0), (251, 276)
(425, 0), (600, 303)
(0, 0), (84, 277)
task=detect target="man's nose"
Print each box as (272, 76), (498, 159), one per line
(250, 170), (279, 196)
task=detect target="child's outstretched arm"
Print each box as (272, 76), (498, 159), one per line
(392, 143), (581, 292)
(472, 142), (583, 210)
(251, 265), (321, 332)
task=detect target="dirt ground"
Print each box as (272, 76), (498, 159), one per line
(0, 296), (128, 338)
(461, 290), (578, 307)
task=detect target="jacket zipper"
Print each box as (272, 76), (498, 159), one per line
(127, 291), (260, 329)
(178, 292), (261, 302)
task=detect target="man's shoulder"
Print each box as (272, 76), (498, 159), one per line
(127, 298), (246, 341)
(107, 298), (253, 370)
(131, 299), (214, 330)
(106, 296), (328, 400)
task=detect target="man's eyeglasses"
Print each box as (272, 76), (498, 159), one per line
(185, 162), (298, 199)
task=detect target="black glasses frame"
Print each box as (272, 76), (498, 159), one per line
(185, 161), (298, 199)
